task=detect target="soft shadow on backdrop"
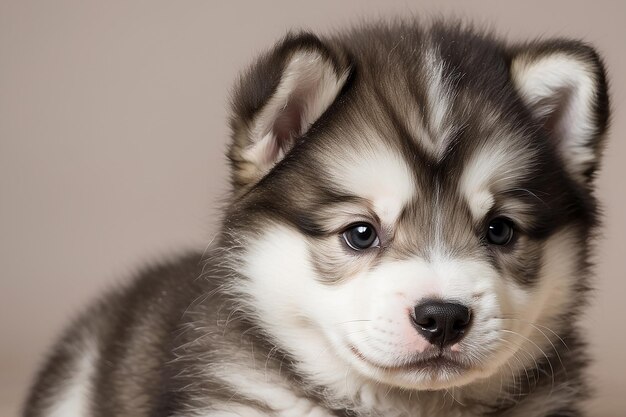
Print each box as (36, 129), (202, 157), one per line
(1, 1), (624, 416)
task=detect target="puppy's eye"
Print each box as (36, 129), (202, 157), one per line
(342, 223), (380, 250)
(486, 217), (515, 246)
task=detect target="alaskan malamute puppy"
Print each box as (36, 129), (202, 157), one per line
(24, 20), (610, 417)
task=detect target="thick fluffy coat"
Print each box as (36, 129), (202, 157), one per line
(24, 20), (610, 417)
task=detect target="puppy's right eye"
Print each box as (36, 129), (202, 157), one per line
(342, 223), (379, 250)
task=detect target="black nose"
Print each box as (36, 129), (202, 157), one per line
(412, 301), (471, 348)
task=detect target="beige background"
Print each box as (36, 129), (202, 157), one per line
(1, 1), (624, 416)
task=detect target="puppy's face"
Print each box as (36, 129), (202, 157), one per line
(226, 28), (608, 391)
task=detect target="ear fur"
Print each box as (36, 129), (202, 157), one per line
(228, 33), (350, 191)
(510, 40), (610, 185)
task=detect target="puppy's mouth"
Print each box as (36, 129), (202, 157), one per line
(349, 345), (469, 373)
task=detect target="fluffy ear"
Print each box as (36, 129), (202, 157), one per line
(510, 41), (610, 184)
(228, 33), (350, 191)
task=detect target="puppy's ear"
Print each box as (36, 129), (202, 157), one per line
(510, 40), (610, 185)
(228, 33), (350, 191)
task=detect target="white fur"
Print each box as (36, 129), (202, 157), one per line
(329, 140), (415, 226)
(192, 405), (268, 417)
(339, 253), (503, 390)
(460, 135), (537, 220)
(239, 225), (349, 389)
(418, 49), (456, 160)
(210, 368), (336, 417)
(511, 53), (600, 181)
(45, 342), (97, 417)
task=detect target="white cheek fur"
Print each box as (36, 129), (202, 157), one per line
(238, 225), (354, 390)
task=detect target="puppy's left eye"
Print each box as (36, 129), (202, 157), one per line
(342, 223), (380, 250)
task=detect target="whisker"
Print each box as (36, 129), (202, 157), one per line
(496, 316), (570, 352)
(500, 329), (555, 396)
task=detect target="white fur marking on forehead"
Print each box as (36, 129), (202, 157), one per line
(511, 53), (599, 182)
(426, 50), (450, 132)
(418, 49), (455, 160)
(460, 138), (534, 220)
(469, 190), (495, 221)
(334, 143), (415, 225)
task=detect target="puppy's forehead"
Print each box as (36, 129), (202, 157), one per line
(323, 136), (416, 225)
(306, 40), (539, 228)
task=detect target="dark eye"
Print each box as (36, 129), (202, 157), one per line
(342, 223), (380, 250)
(486, 218), (515, 246)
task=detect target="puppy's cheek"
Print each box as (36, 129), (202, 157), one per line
(240, 226), (316, 324)
(477, 228), (584, 378)
(524, 228), (582, 323)
(240, 224), (357, 337)
(494, 228), (581, 331)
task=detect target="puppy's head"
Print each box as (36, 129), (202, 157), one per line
(222, 24), (609, 392)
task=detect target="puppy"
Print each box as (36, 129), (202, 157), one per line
(24, 20), (610, 417)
